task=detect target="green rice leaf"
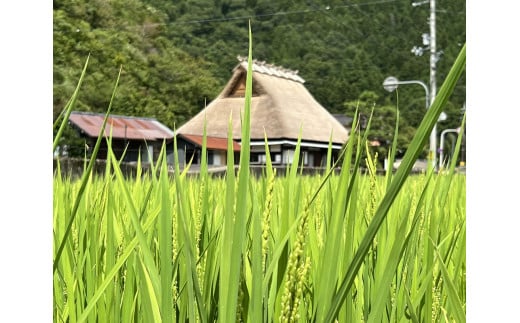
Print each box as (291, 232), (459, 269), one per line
(106, 142), (162, 315)
(53, 65), (121, 273)
(220, 21), (253, 323)
(385, 106), (400, 188)
(158, 143), (174, 322)
(368, 172), (434, 323)
(219, 111), (236, 321)
(76, 195), (162, 322)
(53, 54), (89, 152)
(433, 241), (466, 323)
(324, 43), (466, 322)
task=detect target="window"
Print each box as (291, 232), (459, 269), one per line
(208, 151), (214, 165)
(273, 154), (281, 164)
(283, 150), (295, 164)
(251, 153), (266, 164)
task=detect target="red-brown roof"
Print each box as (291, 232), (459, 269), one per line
(180, 134), (241, 151)
(69, 111), (174, 141)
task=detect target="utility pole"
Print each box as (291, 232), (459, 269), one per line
(429, 0), (437, 169)
(412, 0), (439, 169)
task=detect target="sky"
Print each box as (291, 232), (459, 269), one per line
(1, 1), (518, 321)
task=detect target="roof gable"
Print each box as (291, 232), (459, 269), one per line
(224, 73), (263, 98)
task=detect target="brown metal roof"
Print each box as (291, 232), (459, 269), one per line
(180, 134), (241, 152)
(69, 111), (174, 141)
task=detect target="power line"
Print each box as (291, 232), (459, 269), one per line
(60, 0), (404, 45)
(158, 0), (404, 26)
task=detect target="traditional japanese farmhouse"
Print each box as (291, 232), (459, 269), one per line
(176, 57), (349, 168)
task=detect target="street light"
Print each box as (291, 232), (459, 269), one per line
(439, 128), (459, 169)
(383, 76), (439, 169)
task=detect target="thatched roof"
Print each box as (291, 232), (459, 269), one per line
(176, 57), (349, 145)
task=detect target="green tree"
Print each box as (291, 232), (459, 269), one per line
(54, 0), (221, 153)
(344, 91), (419, 167)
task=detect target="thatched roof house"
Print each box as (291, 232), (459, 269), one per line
(176, 57), (349, 167)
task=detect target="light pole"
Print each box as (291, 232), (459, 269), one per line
(439, 128), (459, 169)
(383, 76), (438, 169)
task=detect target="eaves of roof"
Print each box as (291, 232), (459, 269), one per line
(179, 134), (241, 152)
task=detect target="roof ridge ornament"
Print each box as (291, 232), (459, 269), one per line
(236, 56), (305, 83)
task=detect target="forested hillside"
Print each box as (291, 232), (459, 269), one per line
(53, 0), (465, 159)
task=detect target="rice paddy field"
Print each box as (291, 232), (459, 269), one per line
(53, 162), (465, 322)
(53, 29), (466, 322)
